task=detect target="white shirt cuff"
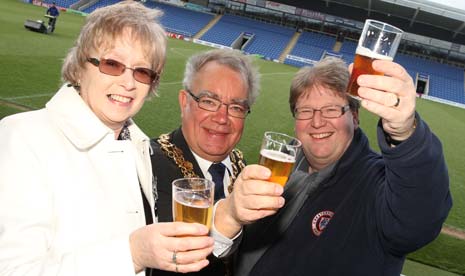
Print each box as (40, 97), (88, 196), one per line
(210, 199), (242, 257)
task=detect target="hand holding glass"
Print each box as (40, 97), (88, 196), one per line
(259, 131), (301, 187)
(347, 19), (403, 99)
(172, 178), (214, 229)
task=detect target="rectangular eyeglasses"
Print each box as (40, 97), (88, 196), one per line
(185, 89), (250, 119)
(294, 105), (350, 120)
(87, 57), (159, 85)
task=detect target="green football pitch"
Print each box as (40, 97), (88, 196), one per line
(1, 0), (465, 274)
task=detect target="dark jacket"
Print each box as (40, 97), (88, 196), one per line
(151, 127), (244, 276)
(151, 128), (204, 222)
(235, 114), (452, 276)
(46, 6), (59, 16)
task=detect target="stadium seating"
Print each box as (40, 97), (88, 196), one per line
(144, 1), (214, 38)
(289, 44), (324, 62)
(81, 0), (121, 13)
(429, 76), (465, 103)
(72, 1), (465, 105)
(298, 31), (336, 50)
(42, 0), (76, 9)
(283, 31), (336, 66)
(284, 58), (313, 68)
(339, 40), (357, 54)
(395, 54), (465, 103)
(339, 40), (357, 64)
(200, 14), (294, 60)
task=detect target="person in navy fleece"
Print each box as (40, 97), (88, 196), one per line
(227, 57), (452, 276)
(46, 2), (59, 32)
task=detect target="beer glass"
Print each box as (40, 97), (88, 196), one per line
(172, 178), (214, 229)
(347, 19), (403, 98)
(259, 131), (302, 187)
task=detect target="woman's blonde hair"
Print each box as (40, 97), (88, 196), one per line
(61, 1), (166, 96)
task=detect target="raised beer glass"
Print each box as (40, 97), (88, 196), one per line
(259, 131), (302, 187)
(172, 178), (214, 229)
(347, 19), (403, 99)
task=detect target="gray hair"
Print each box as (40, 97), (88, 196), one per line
(289, 57), (359, 115)
(61, 1), (167, 96)
(182, 49), (261, 106)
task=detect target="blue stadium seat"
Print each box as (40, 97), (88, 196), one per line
(396, 53), (465, 103)
(82, 1), (214, 37)
(201, 14), (294, 60)
(298, 31), (336, 50)
(42, 0), (77, 9)
(75, 1), (465, 105)
(284, 31), (336, 66)
(144, 1), (214, 37)
(340, 40), (357, 55)
(81, 0), (121, 13)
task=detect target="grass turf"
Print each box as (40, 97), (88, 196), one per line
(1, 0), (465, 274)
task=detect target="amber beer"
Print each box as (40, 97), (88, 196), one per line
(347, 46), (393, 98)
(173, 192), (213, 229)
(348, 20), (403, 98)
(172, 178), (214, 229)
(259, 132), (301, 187)
(259, 149), (296, 187)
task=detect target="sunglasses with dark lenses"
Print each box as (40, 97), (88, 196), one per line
(87, 57), (159, 85)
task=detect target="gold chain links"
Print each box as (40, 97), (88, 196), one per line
(158, 134), (198, 178)
(157, 133), (246, 193)
(228, 148), (246, 193)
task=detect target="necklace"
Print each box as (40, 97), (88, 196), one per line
(157, 133), (246, 193)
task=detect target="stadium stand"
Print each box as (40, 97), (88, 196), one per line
(395, 53), (465, 103)
(339, 39), (357, 63)
(298, 31), (336, 50)
(284, 31), (336, 66)
(81, 0), (121, 13)
(42, 0), (76, 9)
(200, 14), (294, 60)
(58, 0), (465, 105)
(144, 1), (214, 38)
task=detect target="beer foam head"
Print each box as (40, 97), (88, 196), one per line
(260, 149), (296, 163)
(355, 46), (393, 61)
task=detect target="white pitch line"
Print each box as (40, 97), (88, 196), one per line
(261, 72), (295, 76)
(169, 47), (199, 58)
(4, 72), (292, 100)
(4, 93), (54, 100)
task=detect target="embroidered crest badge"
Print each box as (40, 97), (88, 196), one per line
(311, 210), (334, 236)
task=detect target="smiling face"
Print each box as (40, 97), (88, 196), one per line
(179, 61), (248, 162)
(294, 85), (359, 171)
(78, 33), (151, 136)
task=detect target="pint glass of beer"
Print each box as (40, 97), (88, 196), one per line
(347, 19), (403, 98)
(259, 131), (302, 187)
(172, 178), (214, 229)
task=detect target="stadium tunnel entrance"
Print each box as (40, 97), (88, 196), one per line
(231, 32), (255, 50)
(415, 73), (430, 97)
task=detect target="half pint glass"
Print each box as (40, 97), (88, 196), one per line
(259, 131), (301, 187)
(347, 19), (403, 99)
(172, 178), (214, 229)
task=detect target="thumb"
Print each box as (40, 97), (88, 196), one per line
(239, 164), (271, 181)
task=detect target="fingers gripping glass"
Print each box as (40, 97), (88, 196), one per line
(87, 58), (159, 85)
(294, 105), (350, 120)
(186, 89), (250, 119)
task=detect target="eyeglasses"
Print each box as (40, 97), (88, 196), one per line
(294, 105), (350, 120)
(87, 57), (159, 85)
(185, 89), (250, 119)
